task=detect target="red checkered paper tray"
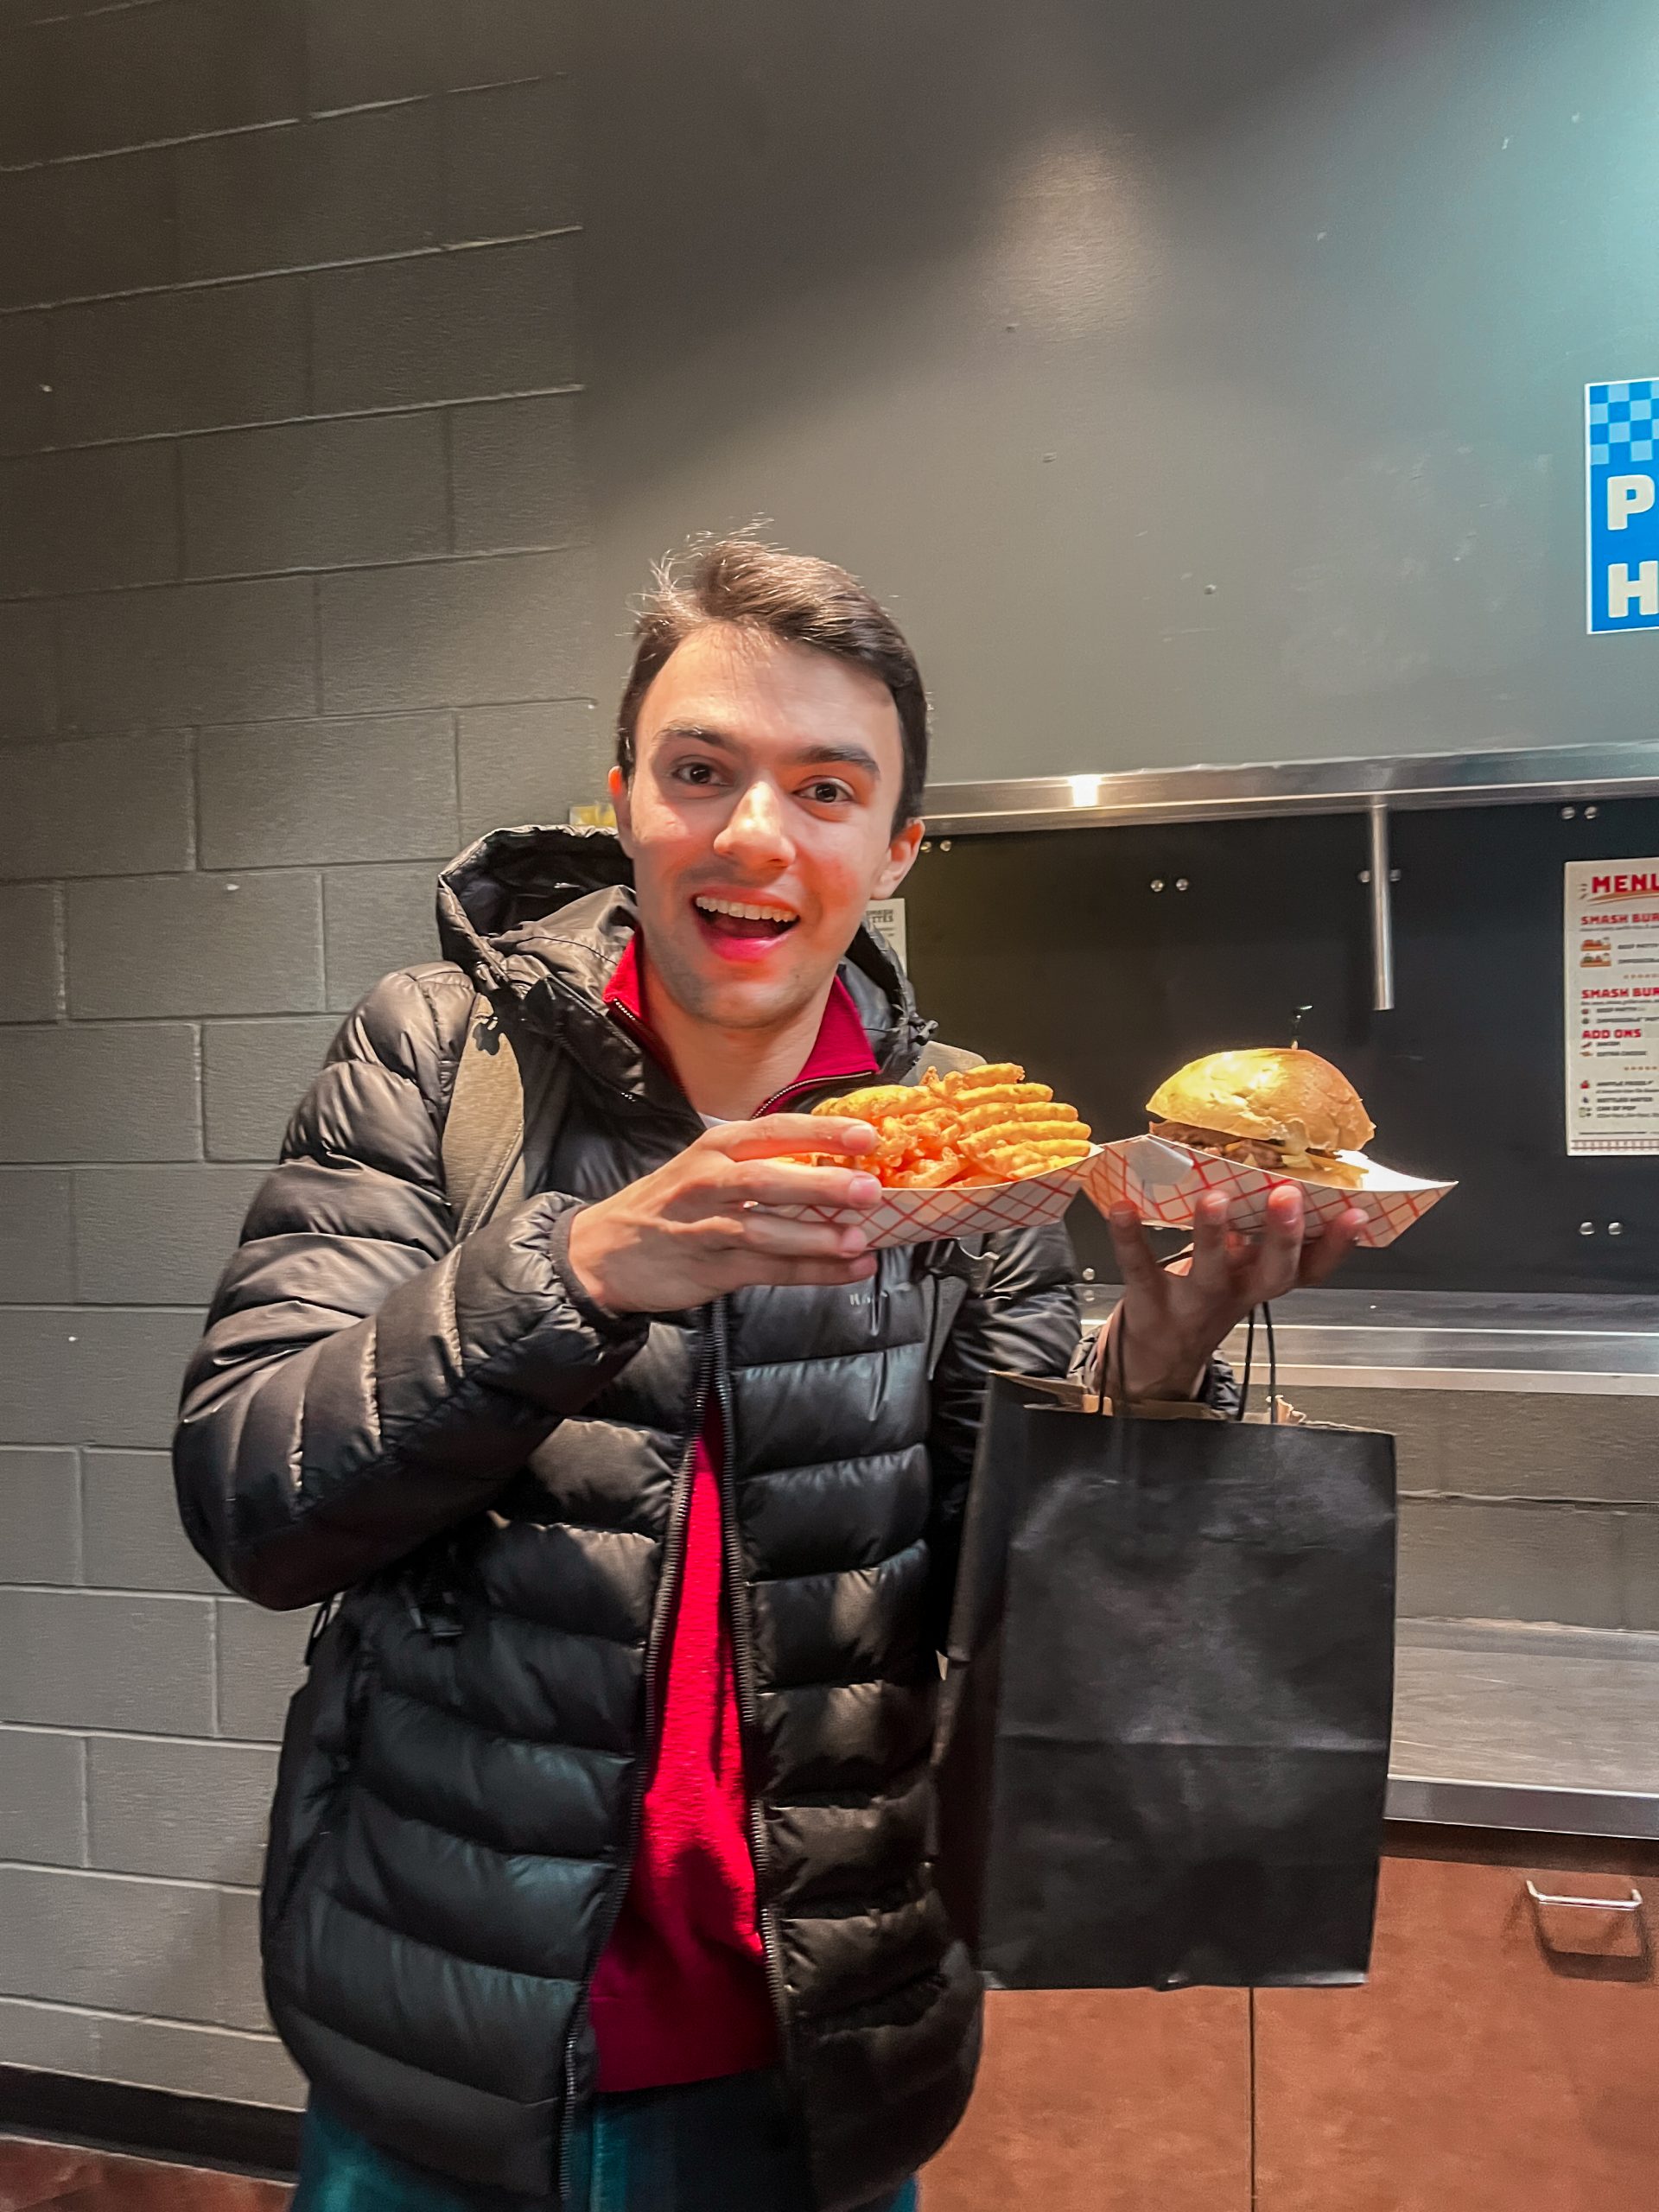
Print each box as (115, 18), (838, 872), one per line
(771, 1146), (1101, 1249)
(1081, 1135), (1455, 1249)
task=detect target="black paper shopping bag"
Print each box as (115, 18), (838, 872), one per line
(934, 1364), (1395, 1992)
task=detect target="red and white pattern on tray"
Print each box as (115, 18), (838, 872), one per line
(772, 1149), (1097, 1249)
(1082, 1136), (1454, 1250)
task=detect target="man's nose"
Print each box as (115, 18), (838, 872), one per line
(715, 780), (794, 868)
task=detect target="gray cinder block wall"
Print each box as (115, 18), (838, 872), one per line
(0, 0), (598, 2110)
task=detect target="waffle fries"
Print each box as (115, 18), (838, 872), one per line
(809, 1062), (1092, 1189)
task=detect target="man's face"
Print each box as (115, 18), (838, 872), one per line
(611, 623), (922, 1033)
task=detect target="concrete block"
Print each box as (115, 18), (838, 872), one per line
(52, 276), (308, 445)
(0, 144), (175, 313)
(0, 1997), (302, 2107)
(201, 1015), (339, 1163)
(0, 1446), (79, 1582)
(59, 576), (316, 733)
(307, 0), (573, 111)
(216, 1599), (308, 1743)
(321, 861), (442, 1011)
(67, 871), (324, 1020)
(92, 2012), (302, 2107)
(0, 1306), (207, 1449)
(0, 884), (61, 1020)
(1397, 1497), (1624, 1630)
(0, 1168), (73, 1302)
(451, 392), (587, 555)
(0, 1726), (84, 1865)
(0, 731), (193, 881)
(0, 444), (180, 599)
(0, 1863), (268, 2031)
(458, 700), (601, 842)
(0, 599), (58, 740)
(321, 547), (589, 715)
(177, 99), (440, 283)
(0, 312), (52, 457)
(88, 1735), (277, 1885)
(0, 1589), (213, 1732)
(73, 1165), (266, 1306)
(81, 1450), (222, 1598)
(184, 413), (447, 581)
(17, 0), (305, 165)
(0, 1997), (97, 2076)
(311, 234), (579, 415)
(199, 715), (458, 870)
(0, 1022), (200, 1163)
(443, 78), (580, 244)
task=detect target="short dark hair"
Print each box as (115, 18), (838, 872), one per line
(615, 537), (929, 830)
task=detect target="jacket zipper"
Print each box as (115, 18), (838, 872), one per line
(556, 1318), (715, 2208)
(709, 1300), (796, 2078)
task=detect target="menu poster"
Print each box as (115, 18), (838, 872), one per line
(1565, 858), (1659, 1154)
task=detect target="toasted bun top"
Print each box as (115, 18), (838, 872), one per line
(1147, 1047), (1374, 1156)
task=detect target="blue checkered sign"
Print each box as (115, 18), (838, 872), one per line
(1587, 380), (1659, 633)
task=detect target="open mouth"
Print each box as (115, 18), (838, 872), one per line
(691, 894), (801, 946)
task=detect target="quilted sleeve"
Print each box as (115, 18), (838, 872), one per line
(173, 969), (647, 1611)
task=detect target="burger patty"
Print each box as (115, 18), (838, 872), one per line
(1149, 1120), (1363, 1187)
(1150, 1119), (1292, 1168)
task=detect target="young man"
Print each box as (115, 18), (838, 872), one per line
(175, 541), (1359, 2212)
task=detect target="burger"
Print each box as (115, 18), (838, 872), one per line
(1146, 1046), (1373, 1189)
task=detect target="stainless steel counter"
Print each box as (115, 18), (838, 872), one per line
(1220, 1289), (1659, 1396)
(1386, 1619), (1659, 1841)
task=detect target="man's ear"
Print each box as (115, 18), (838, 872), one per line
(607, 764), (635, 855)
(872, 817), (924, 899)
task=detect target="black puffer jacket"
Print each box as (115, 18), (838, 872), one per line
(175, 828), (1079, 2210)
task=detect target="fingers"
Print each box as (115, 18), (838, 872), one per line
(1297, 1206), (1366, 1287)
(1179, 1192), (1239, 1300)
(719, 1210), (874, 1262)
(1107, 1205), (1172, 1300)
(1244, 1184), (1306, 1301)
(724, 1254), (879, 1290)
(705, 1114), (880, 1160)
(731, 1160), (885, 1211)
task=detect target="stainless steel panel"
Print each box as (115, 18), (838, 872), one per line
(1279, 1387), (1659, 1503)
(1387, 1619), (1659, 1839)
(1397, 1497), (1626, 1632)
(923, 745), (1659, 835)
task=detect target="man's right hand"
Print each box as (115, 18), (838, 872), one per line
(563, 1115), (887, 1314)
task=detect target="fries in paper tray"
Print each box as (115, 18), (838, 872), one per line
(777, 1063), (1098, 1249)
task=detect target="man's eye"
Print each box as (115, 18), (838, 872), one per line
(805, 780), (853, 805)
(674, 760), (721, 785)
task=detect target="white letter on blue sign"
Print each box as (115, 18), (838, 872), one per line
(1608, 562), (1659, 619)
(1607, 474), (1656, 530)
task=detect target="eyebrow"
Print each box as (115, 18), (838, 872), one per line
(654, 722), (883, 780)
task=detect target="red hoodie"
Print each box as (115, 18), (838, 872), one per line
(586, 938), (878, 2093)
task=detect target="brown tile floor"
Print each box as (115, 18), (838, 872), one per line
(0, 2136), (292, 2211)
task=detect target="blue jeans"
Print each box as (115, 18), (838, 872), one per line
(291, 2075), (919, 2212)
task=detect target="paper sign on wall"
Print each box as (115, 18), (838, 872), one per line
(865, 898), (907, 971)
(1565, 858), (1659, 1154)
(1586, 380), (1659, 634)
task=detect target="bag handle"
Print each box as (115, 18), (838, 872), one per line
(1092, 1297), (1279, 1423)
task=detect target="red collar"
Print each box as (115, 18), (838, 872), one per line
(603, 934), (879, 1113)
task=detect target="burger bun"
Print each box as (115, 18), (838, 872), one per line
(1147, 1047), (1375, 1158)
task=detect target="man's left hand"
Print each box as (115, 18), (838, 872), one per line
(1103, 1185), (1364, 1403)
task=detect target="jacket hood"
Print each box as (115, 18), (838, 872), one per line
(434, 823), (930, 1102)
